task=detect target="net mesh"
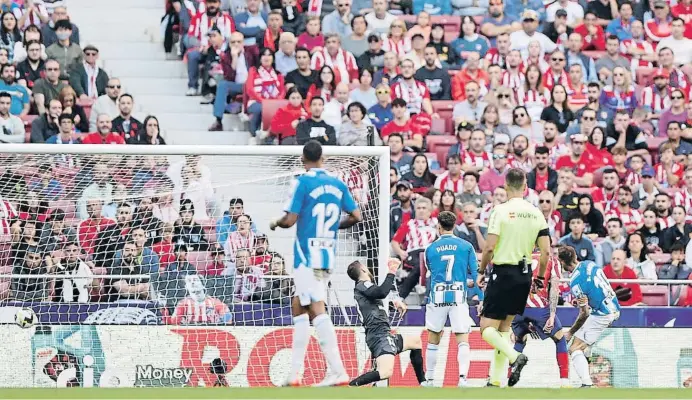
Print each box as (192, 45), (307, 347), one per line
(0, 148), (383, 387)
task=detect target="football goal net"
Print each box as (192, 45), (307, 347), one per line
(0, 144), (389, 388)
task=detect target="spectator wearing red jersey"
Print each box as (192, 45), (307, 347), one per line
(672, 0), (692, 21)
(641, 69), (672, 122)
(603, 249), (643, 307)
(610, 146), (630, 183)
(17, 191), (50, 224)
(537, 190), (563, 241)
(451, 52), (489, 102)
(517, 64), (551, 122)
(574, 12), (605, 50)
(655, 142), (684, 188)
(592, 168), (619, 213)
(81, 114), (126, 145)
(479, 146), (509, 200)
(461, 129), (491, 175)
(269, 87), (307, 145)
(185, 0), (235, 95)
(605, 186), (643, 235)
(528, 146), (558, 194)
(620, 21), (656, 73)
(201, 244), (227, 276)
(310, 33), (359, 85)
(255, 11), (283, 53)
(250, 234), (272, 271)
(391, 59), (437, 120)
(152, 223), (176, 271)
(296, 16), (324, 54)
(391, 197), (437, 299)
(625, 231), (657, 280)
(662, 205), (692, 252)
(658, 47), (690, 91)
(431, 189), (463, 223)
(542, 50), (569, 92)
(77, 199), (115, 255)
(565, 63), (589, 111)
(380, 98), (423, 150)
(245, 48), (286, 141)
(434, 155), (463, 193)
(401, 153), (436, 194)
(555, 133), (594, 187)
(645, 0), (673, 43)
(0, 193), (17, 235)
(583, 126), (614, 172)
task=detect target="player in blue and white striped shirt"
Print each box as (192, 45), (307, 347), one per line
(270, 140), (362, 387)
(557, 246), (621, 388)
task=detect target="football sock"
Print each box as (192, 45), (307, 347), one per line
(482, 327), (519, 363)
(571, 350), (593, 386)
(410, 349), (426, 383)
(555, 337), (569, 380)
(458, 342), (471, 378)
(490, 349), (507, 386)
(289, 313), (310, 381)
(349, 371), (381, 386)
(425, 343), (439, 381)
(313, 313), (345, 375)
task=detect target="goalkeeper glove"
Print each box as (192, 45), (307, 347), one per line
(615, 286), (632, 302)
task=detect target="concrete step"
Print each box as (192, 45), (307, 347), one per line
(91, 42), (164, 61)
(78, 23), (157, 43)
(70, 0), (162, 9)
(105, 59), (186, 79)
(156, 112), (242, 131)
(70, 9), (163, 30)
(135, 94), (213, 114)
(164, 130), (251, 146)
(119, 78), (188, 96)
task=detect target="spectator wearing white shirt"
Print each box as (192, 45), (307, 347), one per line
(510, 9), (557, 58)
(0, 91), (25, 142)
(546, 0), (585, 27)
(364, 0), (397, 35)
(88, 77), (120, 132)
(77, 163), (114, 220)
(657, 17), (692, 66)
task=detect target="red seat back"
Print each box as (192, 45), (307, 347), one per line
(641, 285), (668, 306)
(635, 67), (655, 87)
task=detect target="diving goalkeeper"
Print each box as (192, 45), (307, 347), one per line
(346, 258), (426, 386)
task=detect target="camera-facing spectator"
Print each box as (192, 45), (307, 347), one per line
(174, 199), (209, 252)
(11, 219), (43, 266)
(662, 205), (692, 252)
(456, 171), (483, 209)
(30, 98), (61, 143)
(566, 194), (606, 239)
(296, 16), (324, 54)
(45, 19), (82, 76)
(88, 78), (121, 132)
(53, 242), (94, 303)
(77, 163), (114, 219)
(250, 233), (272, 269)
(603, 249), (644, 307)
(81, 113), (126, 145)
(0, 91), (25, 142)
(77, 199), (115, 255)
(110, 93), (141, 142)
(58, 86), (89, 132)
(625, 231), (657, 280)
(14, 25), (47, 64)
(151, 222), (175, 271)
(69, 44), (108, 102)
(202, 244), (227, 276)
(338, 101), (381, 146)
(166, 243), (196, 274)
(559, 214), (596, 262)
(216, 198), (256, 243)
(453, 202), (486, 252)
(597, 218), (626, 267)
(33, 59), (67, 115)
(39, 209), (76, 254)
(269, 87), (307, 145)
(133, 195), (163, 246)
(128, 115), (166, 145)
(659, 242), (692, 280)
(296, 96), (337, 145)
(223, 213), (256, 261)
(401, 153), (436, 194)
(110, 239), (150, 301)
(230, 247), (267, 301)
(92, 202), (134, 270)
(17, 191), (50, 223)
(255, 252), (292, 303)
(16, 39), (45, 93)
(170, 274), (232, 325)
(0, 64), (29, 117)
(41, 6), (80, 47)
(45, 113), (77, 145)
(639, 207), (664, 253)
(11, 246), (50, 301)
(28, 164), (63, 201)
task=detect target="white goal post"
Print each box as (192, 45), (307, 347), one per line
(0, 144), (390, 388)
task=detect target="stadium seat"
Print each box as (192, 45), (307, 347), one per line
(636, 67), (656, 88)
(188, 251), (210, 273)
(430, 118), (447, 135)
(262, 100), (288, 133)
(398, 15), (416, 25)
(445, 31), (459, 43)
(426, 134), (457, 153)
(650, 253), (672, 265)
(641, 285), (669, 306)
(436, 145), (453, 168)
(430, 15), (461, 31)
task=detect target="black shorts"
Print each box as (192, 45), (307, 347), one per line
(367, 332), (404, 359)
(481, 265), (532, 320)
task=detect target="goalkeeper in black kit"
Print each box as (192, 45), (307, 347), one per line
(347, 258), (427, 386)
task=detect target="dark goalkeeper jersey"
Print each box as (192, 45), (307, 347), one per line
(354, 273), (396, 339)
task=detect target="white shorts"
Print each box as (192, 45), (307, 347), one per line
(425, 302), (471, 334)
(574, 312), (619, 345)
(293, 267), (331, 306)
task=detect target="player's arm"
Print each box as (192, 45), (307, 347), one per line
(339, 183), (363, 229)
(270, 212), (298, 230)
(270, 178), (303, 230)
(339, 208), (362, 229)
(548, 271), (560, 318)
(360, 274), (396, 300)
(568, 299), (590, 336)
(479, 208), (499, 275)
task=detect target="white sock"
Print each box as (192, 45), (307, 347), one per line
(289, 314), (310, 381)
(425, 343), (439, 381)
(571, 350), (593, 386)
(458, 342), (471, 378)
(313, 313), (345, 375)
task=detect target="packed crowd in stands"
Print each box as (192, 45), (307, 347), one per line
(2, 0), (692, 312)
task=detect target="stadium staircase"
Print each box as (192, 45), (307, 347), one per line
(69, 0), (251, 145)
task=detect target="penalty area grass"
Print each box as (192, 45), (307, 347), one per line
(0, 387), (691, 400)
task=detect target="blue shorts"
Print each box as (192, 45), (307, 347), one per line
(512, 307), (563, 341)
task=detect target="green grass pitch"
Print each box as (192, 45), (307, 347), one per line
(0, 387), (691, 400)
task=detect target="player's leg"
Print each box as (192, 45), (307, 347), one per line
(507, 316), (531, 382)
(569, 314), (612, 387)
(400, 334), (426, 384)
(424, 303), (445, 385)
(569, 337), (592, 387)
(307, 270), (348, 385)
(350, 354), (395, 386)
(549, 319), (570, 387)
(287, 296), (310, 386)
(450, 303), (471, 387)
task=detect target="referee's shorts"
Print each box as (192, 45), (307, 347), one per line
(481, 264), (532, 320)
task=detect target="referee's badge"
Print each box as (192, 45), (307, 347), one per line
(580, 248), (588, 258)
(492, 274), (497, 281)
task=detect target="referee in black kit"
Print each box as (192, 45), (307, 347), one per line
(476, 168), (551, 387)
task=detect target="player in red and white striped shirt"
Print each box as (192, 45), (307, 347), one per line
(170, 275), (232, 325)
(591, 168), (619, 213)
(654, 143), (684, 188)
(434, 155), (464, 193)
(605, 186), (643, 234)
(484, 33), (510, 68)
(511, 253), (569, 387)
(391, 197), (438, 299)
(620, 22), (655, 71)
